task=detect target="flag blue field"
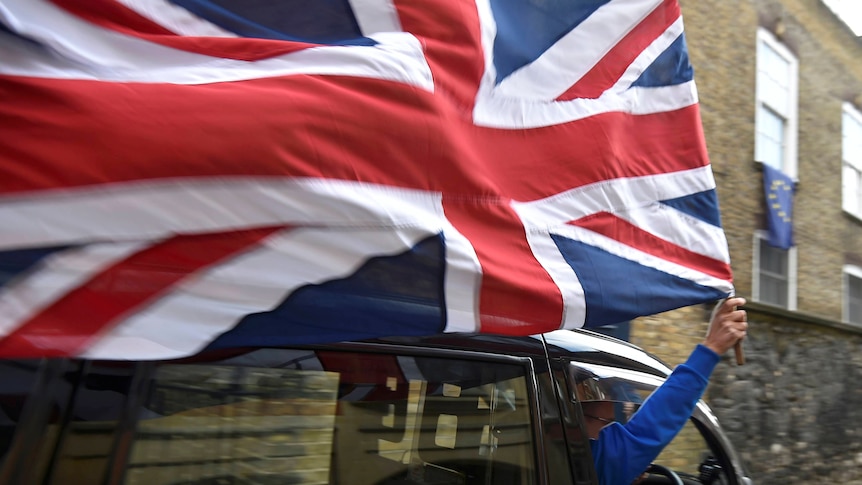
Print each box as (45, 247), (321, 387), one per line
(763, 164), (795, 249)
(0, 0), (734, 359)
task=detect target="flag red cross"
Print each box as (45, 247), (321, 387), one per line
(0, 0), (732, 359)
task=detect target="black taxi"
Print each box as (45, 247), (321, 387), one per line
(0, 329), (753, 485)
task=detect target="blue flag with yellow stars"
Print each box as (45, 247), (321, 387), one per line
(763, 164), (795, 249)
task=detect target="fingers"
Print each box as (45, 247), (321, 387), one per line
(712, 297), (746, 322)
(720, 301), (748, 334)
(704, 297), (748, 355)
(709, 296), (744, 322)
(726, 315), (748, 339)
(722, 296), (746, 314)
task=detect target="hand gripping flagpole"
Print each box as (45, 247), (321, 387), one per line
(712, 297), (745, 365)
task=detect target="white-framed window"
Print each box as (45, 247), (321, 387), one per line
(754, 28), (798, 178)
(842, 103), (862, 218)
(752, 231), (797, 310)
(845, 265), (862, 325)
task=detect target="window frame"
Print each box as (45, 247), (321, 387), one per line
(752, 231), (797, 310)
(567, 361), (739, 484)
(844, 265), (862, 325)
(754, 28), (799, 179)
(842, 103), (862, 219)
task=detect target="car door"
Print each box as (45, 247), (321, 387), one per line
(0, 344), (584, 485)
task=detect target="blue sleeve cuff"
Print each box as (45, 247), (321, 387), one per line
(684, 344), (721, 379)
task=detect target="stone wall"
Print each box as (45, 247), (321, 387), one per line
(634, 302), (862, 484)
(707, 303), (862, 483)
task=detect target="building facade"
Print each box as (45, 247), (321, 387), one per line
(631, 1), (862, 482)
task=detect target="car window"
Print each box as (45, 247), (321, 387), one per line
(12, 348), (538, 485)
(0, 359), (87, 485)
(0, 360), (45, 465)
(653, 419), (724, 482)
(44, 363), (147, 485)
(121, 349), (537, 485)
(568, 362), (736, 485)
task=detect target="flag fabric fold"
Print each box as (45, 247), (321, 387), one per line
(0, 0), (734, 360)
(763, 164), (795, 249)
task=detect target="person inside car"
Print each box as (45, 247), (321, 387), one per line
(582, 297), (748, 485)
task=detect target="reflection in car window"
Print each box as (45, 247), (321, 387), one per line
(119, 349), (536, 485)
(0, 360), (44, 464)
(46, 363), (144, 485)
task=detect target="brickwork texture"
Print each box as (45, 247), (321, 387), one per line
(630, 1), (862, 482)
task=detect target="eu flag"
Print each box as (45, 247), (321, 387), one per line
(763, 164), (795, 249)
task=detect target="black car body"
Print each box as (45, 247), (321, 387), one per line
(0, 329), (752, 485)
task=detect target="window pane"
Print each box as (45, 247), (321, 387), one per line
(761, 42), (790, 83)
(849, 275), (862, 324)
(758, 42), (790, 114)
(124, 350), (536, 485)
(0, 361), (43, 463)
(760, 274), (789, 307)
(127, 364), (340, 485)
(843, 108), (862, 216)
(844, 110), (862, 168)
(759, 243), (789, 308)
(47, 363), (140, 485)
(756, 106), (785, 169)
(760, 242), (788, 275)
(844, 163), (861, 215)
(654, 420), (715, 477)
(761, 77), (790, 114)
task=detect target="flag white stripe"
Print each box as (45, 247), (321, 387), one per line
(349, 0), (403, 35)
(513, 167), (715, 224)
(81, 225), (480, 359)
(610, 17), (685, 92)
(522, 227), (586, 329)
(0, 179), (450, 250)
(616, 204), (731, 263)
(530, 217), (731, 332)
(473, 8), (698, 129)
(473, 80), (698, 129)
(493, 0), (663, 101)
(552, 224), (733, 294)
(526, 201), (729, 331)
(474, 0), (498, 77)
(3, 170), (723, 261)
(0, 242), (152, 337)
(2, 168), (716, 250)
(115, 0), (238, 37)
(439, 226), (484, 333)
(513, 168), (728, 261)
(0, 0), (432, 89)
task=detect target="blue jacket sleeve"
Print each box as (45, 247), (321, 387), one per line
(589, 344), (720, 485)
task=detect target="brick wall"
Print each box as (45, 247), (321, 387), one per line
(629, 1), (862, 482)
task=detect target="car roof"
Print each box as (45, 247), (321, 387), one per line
(154, 328), (673, 380)
(331, 329), (674, 378)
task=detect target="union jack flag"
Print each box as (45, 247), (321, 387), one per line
(0, 0), (733, 360)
